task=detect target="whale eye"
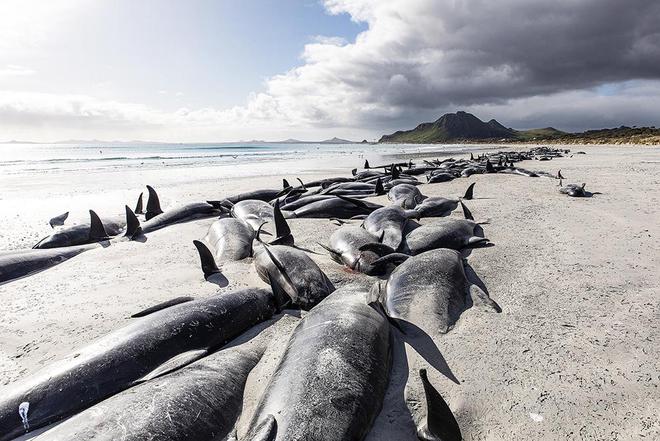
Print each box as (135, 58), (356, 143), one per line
(18, 401), (29, 431)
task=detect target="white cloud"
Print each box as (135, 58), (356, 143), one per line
(1, 0), (659, 141)
(0, 65), (35, 77)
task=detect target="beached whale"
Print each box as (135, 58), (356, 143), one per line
(290, 195), (382, 219)
(320, 178), (385, 197)
(363, 205), (419, 250)
(559, 180), (588, 197)
(413, 183), (475, 218)
(139, 185), (223, 234)
(320, 226), (393, 275)
(378, 248), (499, 337)
(231, 199), (274, 230)
(33, 212), (125, 249)
(0, 288), (278, 440)
(253, 243), (334, 310)
(30, 317), (296, 441)
(202, 217), (256, 261)
(388, 183), (426, 209)
(0, 208), (140, 286)
(244, 288), (391, 441)
(398, 203), (488, 257)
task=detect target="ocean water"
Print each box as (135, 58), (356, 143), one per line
(0, 141), (487, 175)
(0, 142), (489, 250)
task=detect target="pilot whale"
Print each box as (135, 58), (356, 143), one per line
(0, 288), (278, 440)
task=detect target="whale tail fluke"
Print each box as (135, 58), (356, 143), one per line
(49, 211), (69, 228)
(89, 210), (110, 242)
(124, 205), (142, 239)
(417, 368), (462, 441)
(462, 183), (475, 200)
(193, 240), (221, 280)
(145, 185), (164, 220)
(134, 192), (144, 214)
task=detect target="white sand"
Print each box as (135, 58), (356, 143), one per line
(0, 144), (658, 440)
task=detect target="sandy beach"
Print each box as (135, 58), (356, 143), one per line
(0, 144), (658, 440)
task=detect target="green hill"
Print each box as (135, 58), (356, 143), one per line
(379, 112), (660, 144)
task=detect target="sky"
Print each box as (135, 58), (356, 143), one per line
(1, 0), (659, 142)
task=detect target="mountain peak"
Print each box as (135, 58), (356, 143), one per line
(381, 111), (515, 143)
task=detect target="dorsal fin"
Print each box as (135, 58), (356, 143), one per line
(462, 183), (475, 200)
(192, 240), (221, 279)
(378, 231), (386, 243)
(270, 199), (293, 246)
(351, 168), (357, 176)
(460, 201), (474, 221)
(134, 192), (144, 214)
(391, 164), (400, 179)
(485, 159), (495, 173)
(374, 177), (384, 195)
(246, 415), (278, 441)
(88, 210), (109, 242)
(131, 297), (195, 318)
(418, 369), (462, 441)
(282, 179), (290, 189)
(49, 211), (69, 228)
(296, 178), (307, 189)
(145, 185), (163, 220)
(470, 152), (474, 160)
(124, 205), (142, 239)
(364, 159), (370, 169)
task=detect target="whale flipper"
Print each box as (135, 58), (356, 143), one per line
(134, 192), (144, 214)
(145, 185), (163, 220)
(49, 212), (69, 228)
(131, 296), (195, 318)
(418, 368), (462, 441)
(88, 210), (109, 242)
(135, 349), (208, 384)
(193, 240), (221, 279)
